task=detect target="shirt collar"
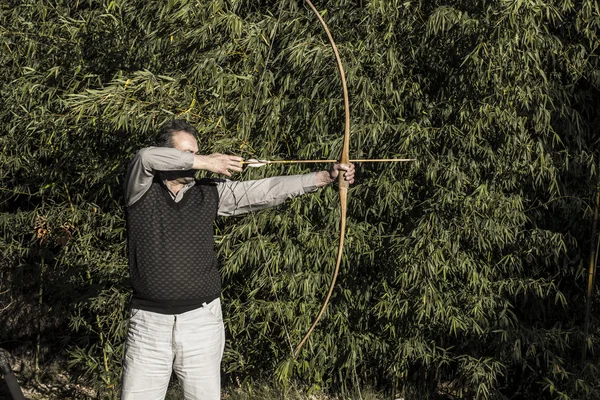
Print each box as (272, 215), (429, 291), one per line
(158, 173), (197, 200)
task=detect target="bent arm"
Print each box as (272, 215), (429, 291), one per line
(124, 147), (194, 206)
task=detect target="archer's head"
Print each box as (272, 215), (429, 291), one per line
(157, 120), (199, 184)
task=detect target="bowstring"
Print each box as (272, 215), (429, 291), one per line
(245, 0), (287, 144)
(242, 0), (294, 355)
(265, 254), (294, 354)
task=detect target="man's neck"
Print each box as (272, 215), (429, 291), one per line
(166, 180), (184, 195)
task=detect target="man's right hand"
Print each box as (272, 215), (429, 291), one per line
(193, 153), (244, 177)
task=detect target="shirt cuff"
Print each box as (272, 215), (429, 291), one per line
(303, 172), (320, 193)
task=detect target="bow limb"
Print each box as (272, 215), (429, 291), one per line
(293, 187), (347, 358)
(293, 0), (351, 358)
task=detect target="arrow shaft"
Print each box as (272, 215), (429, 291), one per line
(243, 158), (415, 165)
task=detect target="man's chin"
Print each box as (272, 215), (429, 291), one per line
(177, 176), (195, 185)
(162, 171), (195, 185)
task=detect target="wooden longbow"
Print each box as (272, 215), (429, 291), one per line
(292, 0), (352, 359)
(251, 1), (413, 358)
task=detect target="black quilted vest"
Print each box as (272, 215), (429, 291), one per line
(126, 178), (220, 314)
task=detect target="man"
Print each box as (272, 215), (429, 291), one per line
(121, 120), (355, 399)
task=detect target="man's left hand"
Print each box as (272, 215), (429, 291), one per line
(316, 163), (355, 187)
(330, 163), (355, 184)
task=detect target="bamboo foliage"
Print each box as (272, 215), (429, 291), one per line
(1, 0), (600, 398)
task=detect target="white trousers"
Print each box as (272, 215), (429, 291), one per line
(121, 298), (225, 400)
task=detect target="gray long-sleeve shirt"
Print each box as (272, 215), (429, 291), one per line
(124, 147), (320, 215)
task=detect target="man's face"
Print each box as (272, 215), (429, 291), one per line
(163, 131), (199, 184)
(172, 131), (199, 154)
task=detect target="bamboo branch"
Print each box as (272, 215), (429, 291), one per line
(583, 166), (600, 361)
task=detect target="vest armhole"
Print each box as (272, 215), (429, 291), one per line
(126, 183), (155, 211)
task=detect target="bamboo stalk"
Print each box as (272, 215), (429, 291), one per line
(35, 257), (44, 379)
(583, 171), (600, 361)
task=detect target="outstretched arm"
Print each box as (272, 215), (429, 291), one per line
(217, 163), (355, 216)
